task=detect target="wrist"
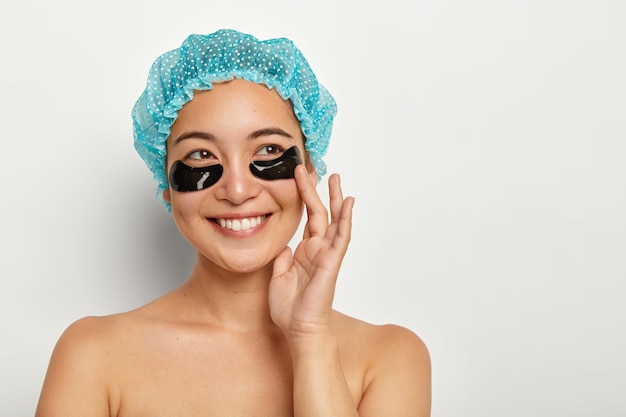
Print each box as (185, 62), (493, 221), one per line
(287, 329), (338, 360)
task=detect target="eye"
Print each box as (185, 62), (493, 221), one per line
(256, 145), (284, 156)
(187, 149), (215, 160)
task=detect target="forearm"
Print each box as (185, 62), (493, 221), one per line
(289, 331), (359, 417)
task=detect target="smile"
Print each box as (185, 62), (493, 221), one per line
(215, 215), (267, 232)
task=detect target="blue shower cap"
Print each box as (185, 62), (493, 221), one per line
(132, 29), (337, 209)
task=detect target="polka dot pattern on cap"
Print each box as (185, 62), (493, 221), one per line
(132, 29), (337, 210)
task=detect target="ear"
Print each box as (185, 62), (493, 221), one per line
(162, 188), (171, 203)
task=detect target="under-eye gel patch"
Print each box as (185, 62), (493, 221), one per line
(168, 146), (303, 192)
(250, 146), (303, 180)
(168, 162), (224, 192)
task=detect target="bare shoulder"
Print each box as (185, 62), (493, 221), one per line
(49, 311), (142, 357)
(35, 315), (122, 417)
(58, 314), (124, 342)
(46, 302), (166, 361)
(35, 308), (156, 417)
(43, 315), (123, 373)
(332, 311), (431, 417)
(332, 310), (430, 361)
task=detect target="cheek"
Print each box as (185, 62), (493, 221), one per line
(169, 191), (207, 219)
(273, 181), (304, 212)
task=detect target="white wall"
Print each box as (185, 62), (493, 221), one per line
(1, 1), (624, 415)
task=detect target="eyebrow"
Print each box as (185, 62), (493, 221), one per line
(248, 127), (294, 140)
(173, 131), (216, 145)
(173, 127), (294, 145)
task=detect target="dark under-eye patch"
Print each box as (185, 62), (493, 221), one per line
(168, 161), (224, 192)
(250, 146), (303, 180)
(168, 146), (302, 192)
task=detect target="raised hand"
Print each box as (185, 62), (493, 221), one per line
(268, 165), (355, 340)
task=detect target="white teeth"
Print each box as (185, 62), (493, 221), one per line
(217, 216), (265, 231)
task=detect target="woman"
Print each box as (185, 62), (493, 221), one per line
(36, 29), (431, 416)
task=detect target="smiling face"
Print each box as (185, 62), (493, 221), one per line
(164, 79), (315, 274)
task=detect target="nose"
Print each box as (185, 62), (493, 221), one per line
(213, 158), (262, 205)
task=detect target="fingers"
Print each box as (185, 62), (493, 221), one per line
(331, 190), (355, 255)
(328, 173), (344, 223)
(295, 165), (329, 238)
(294, 166), (354, 250)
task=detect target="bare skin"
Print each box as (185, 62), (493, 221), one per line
(36, 80), (431, 417)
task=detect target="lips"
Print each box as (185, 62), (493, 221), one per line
(215, 215), (267, 231)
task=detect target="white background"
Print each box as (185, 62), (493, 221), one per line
(1, 1), (625, 416)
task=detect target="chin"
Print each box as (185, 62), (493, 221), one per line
(222, 262), (276, 277)
(204, 249), (278, 276)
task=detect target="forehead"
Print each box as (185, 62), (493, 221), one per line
(174, 79), (299, 129)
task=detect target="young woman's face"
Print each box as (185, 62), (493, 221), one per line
(164, 79), (314, 273)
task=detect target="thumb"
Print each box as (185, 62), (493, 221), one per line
(272, 246), (294, 278)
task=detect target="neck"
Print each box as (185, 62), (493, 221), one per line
(175, 252), (278, 332)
